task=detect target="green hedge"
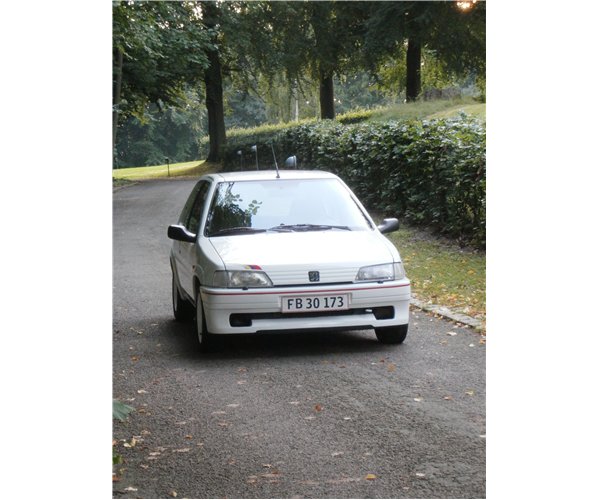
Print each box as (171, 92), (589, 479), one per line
(217, 114), (485, 248)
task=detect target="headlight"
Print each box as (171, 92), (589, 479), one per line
(213, 270), (273, 288)
(355, 262), (405, 282)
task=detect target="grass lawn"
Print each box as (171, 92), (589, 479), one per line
(368, 97), (485, 123)
(386, 224), (486, 330)
(427, 103), (486, 120)
(112, 160), (216, 180)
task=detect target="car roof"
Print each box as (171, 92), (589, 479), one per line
(206, 170), (339, 182)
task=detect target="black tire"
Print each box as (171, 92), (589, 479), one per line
(195, 290), (216, 351)
(375, 324), (408, 344)
(172, 271), (194, 322)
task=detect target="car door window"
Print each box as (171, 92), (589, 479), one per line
(185, 181), (210, 234)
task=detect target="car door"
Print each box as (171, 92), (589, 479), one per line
(174, 180), (211, 298)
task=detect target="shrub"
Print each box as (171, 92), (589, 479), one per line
(219, 114), (485, 248)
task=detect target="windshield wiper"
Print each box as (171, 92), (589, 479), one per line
(268, 224), (351, 232)
(209, 226), (266, 237)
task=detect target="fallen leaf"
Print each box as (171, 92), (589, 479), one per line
(365, 474), (377, 480)
(314, 404), (323, 412)
(185, 435), (193, 440)
(387, 363), (396, 372)
(261, 472), (281, 478)
(298, 480), (320, 486)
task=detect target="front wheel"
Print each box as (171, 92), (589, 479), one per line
(375, 324), (408, 344)
(195, 291), (216, 351)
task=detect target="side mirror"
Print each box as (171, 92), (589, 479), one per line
(284, 155), (297, 168)
(167, 224), (197, 243)
(377, 218), (400, 234)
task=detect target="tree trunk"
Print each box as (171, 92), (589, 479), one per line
(204, 48), (226, 163)
(406, 37), (421, 102)
(319, 72), (335, 119)
(202, 1), (226, 163)
(113, 47), (123, 168)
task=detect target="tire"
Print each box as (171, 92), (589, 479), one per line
(195, 290), (216, 351)
(375, 324), (408, 344)
(172, 271), (194, 322)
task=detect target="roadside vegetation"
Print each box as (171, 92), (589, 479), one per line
(387, 225), (485, 329)
(112, 160), (215, 181)
(367, 97), (484, 122)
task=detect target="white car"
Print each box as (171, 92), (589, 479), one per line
(168, 169), (411, 349)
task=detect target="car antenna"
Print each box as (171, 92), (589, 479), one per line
(270, 144), (280, 178)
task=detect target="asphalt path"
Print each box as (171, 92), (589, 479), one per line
(113, 178), (486, 499)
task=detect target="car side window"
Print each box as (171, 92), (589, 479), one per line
(185, 181), (210, 234)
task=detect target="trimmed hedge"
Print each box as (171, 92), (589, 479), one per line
(218, 113), (486, 248)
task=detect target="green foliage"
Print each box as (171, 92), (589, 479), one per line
(113, 399), (134, 422)
(336, 109), (377, 125)
(113, 1), (211, 119)
(220, 114), (486, 248)
(112, 399), (134, 468)
(199, 119), (316, 166)
(115, 88), (207, 168)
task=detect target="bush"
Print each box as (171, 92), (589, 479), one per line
(336, 108), (376, 125)
(219, 114), (485, 248)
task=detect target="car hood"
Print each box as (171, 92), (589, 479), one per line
(208, 230), (398, 286)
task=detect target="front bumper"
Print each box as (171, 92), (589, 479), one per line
(200, 280), (411, 334)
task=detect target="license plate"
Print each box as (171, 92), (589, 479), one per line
(282, 294), (349, 313)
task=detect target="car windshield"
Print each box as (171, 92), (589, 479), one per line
(205, 178), (373, 237)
